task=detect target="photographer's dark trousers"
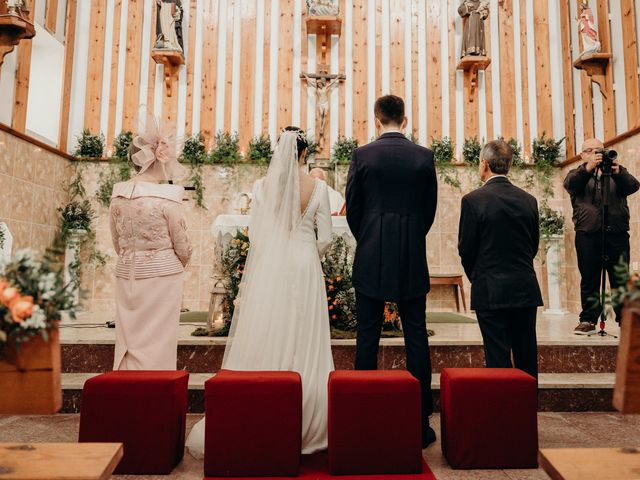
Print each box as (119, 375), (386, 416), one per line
(354, 291), (434, 424)
(575, 231), (630, 323)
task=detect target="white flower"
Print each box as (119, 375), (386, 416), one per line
(38, 273), (58, 300)
(21, 306), (46, 331)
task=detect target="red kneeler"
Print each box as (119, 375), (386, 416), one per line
(204, 370), (302, 477)
(328, 370), (423, 475)
(78, 370), (189, 475)
(440, 368), (538, 469)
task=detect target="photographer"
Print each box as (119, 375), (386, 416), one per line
(564, 138), (639, 334)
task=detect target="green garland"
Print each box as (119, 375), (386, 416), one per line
(431, 137), (461, 190)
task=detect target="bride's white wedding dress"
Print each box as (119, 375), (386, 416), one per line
(186, 131), (335, 458)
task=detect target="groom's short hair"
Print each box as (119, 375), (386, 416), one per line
(481, 140), (513, 175)
(374, 95), (404, 125)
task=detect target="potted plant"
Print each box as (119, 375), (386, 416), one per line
(72, 129), (106, 160)
(0, 250), (75, 414)
(210, 131), (241, 165)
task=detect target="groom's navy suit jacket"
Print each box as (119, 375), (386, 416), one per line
(346, 132), (438, 302)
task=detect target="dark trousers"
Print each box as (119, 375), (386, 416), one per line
(476, 307), (538, 379)
(354, 291), (434, 424)
(575, 231), (630, 323)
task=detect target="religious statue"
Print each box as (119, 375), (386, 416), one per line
(577, 1), (601, 58)
(301, 72), (344, 147)
(154, 0), (183, 52)
(4, 0), (28, 16)
(458, 0), (489, 57)
(306, 0), (339, 16)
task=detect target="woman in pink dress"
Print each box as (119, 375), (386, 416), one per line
(109, 120), (192, 370)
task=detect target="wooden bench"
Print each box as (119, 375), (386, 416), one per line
(429, 274), (467, 313)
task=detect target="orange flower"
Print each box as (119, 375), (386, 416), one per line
(10, 296), (34, 323)
(329, 305), (333, 311)
(328, 285), (334, 291)
(331, 314), (337, 320)
(1, 286), (20, 307)
(336, 276), (342, 282)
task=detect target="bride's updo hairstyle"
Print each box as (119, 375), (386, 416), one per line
(283, 126), (309, 160)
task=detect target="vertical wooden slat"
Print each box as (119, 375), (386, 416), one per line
(106, 0), (122, 147)
(200, 0), (219, 147)
(447, 0), (457, 140)
(146, 4), (157, 116)
(45, 0), (59, 33)
(410, 0), (419, 138)
(498, 0), (516, 139)
(576, 0), (594, 140)
(223, 0), (236, 132)
(338, 0), (346, 137)
(463, 74), (478, 138)
(621, 0), (640, 129)
(299, 6), (308, 132)
(483, 2), (493, 140)
(84, 0), (107, 134)
(389, 0), (403, 96)
(426, 0), (441, 140)
(121, 0), (144, 132)
(162, 71), (180, 125)
(238, 0), (257, 146)
(184, 0), (198, 136)
(261, 0), (271, 135)
(59, 0), (78, 151)
(352, 0), (368, 143)
(559, 0), (576, 157)
(375, 0), (382, 98)
(533, 0), (553, 135)
(519, 0), (530, 155)
(12, 0), (37, 133)
(596, 0), (616, 139)
(276, 0), (294, 131)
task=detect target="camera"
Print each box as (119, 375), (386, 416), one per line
(596, 148), (618, 174)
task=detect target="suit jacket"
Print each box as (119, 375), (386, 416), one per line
(458, 176), (543, 310)
(346, 132), (438, 301)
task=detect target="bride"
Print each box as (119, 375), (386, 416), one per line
(186, 127), (335, 457)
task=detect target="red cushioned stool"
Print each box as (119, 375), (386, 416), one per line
(440, 368), (538, 469)
(78, 370), (189, 475)
(204, 370), (302, 477)
(328, 370), (422, 475)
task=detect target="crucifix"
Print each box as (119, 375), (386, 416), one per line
(300, 71), (345, 149)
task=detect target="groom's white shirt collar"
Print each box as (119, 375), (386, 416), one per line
(483, 174), (509, 185)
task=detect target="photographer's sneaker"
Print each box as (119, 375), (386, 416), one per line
(574, 322), (596, 335)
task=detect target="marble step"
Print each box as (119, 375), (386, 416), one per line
(60, 372), (617, 414)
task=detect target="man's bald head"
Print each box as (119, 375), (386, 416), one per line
(309, 168), (327, 181)
(581, 138), (603, 154)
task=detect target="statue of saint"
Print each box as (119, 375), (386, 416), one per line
(458, 0), (490, 57)
(301, 73), (343, 147)
(306, 0), (339, 16)
(5, 0), (28, 16)
(154, 0), (183, 52)
(578, 2), (601, 57)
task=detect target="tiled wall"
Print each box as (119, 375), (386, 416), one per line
(0, 129), (70, 258)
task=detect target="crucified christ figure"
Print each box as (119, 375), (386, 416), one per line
(301, 72), (344, 147)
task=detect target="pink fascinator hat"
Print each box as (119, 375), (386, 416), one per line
(130, 109), (187, 182)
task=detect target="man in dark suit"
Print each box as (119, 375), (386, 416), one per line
(458, 140), (542, 379)
(346, 95), (438, 448)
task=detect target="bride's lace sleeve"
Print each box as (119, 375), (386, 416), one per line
(164, 201), (193, 267)
(316, 184), (332, 258)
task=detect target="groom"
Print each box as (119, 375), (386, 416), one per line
(346, 95), (438, 448)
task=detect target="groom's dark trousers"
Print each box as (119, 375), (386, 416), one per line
(346, 132), (438, 428)
(355, 292), (433, 419)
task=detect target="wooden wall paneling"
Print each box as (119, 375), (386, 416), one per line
(559, 0), (576, 157)
(595, 0), (616, 139)
(261, 0), (272, 135)
(483, 1), (493, 141)
(11, 0), (36, 133)
(59, 0), (78, 151)
(498, 0), (515, 139)
(184, 0), (197, 136)
(518, 0), (530, 155)
(352, 0), (368, 142)
(375, 0), (382, 98)
(447, 0), (457, 141)
(426, 0), (441, 140)
(410, 0), (420, 139)
(238, 0), (257, 147)
(162, 71), (180, 125)
(576, 0), (594, 140)
(223, 0), (236, 132)
(299, 6), (308, 133)
(276, 0), (294, 133)
(338, 0), (346, 138)
(46, 0), (59, 33)
(621, 0), (640, 129)
(146, 4), (157, 117)
(463, 72), (478, 138)
(121, 0), (144, 132)
(533, 0), (553, 136)
(105, 0), (122, 148)
(84, 0), (107, 134)
(200, 0), (219, 147)
(389, 0), (403, 96)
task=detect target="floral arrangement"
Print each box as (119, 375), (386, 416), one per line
(431, 137), (461, 189)
(539, 206), (565, 241)
(181, 132), (208, 165)
(247, 135), (273, 165)
(72, 129), (105, 159)
(462, 136), (482, 166)
(322, 236), (357, 331)
(210, 131), (241, 165)
(220, 228), (251, 334)
(112, 131), (134, 159)
(331, 137), (359, 165)
(531, 132), (565, 202)
(0, 250), (75, 349)
(609, 262), (640, 308)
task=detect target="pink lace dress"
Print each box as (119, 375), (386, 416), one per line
(109, 181), (192, 370)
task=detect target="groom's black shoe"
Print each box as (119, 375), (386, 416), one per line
(422, 426), (437, 449)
